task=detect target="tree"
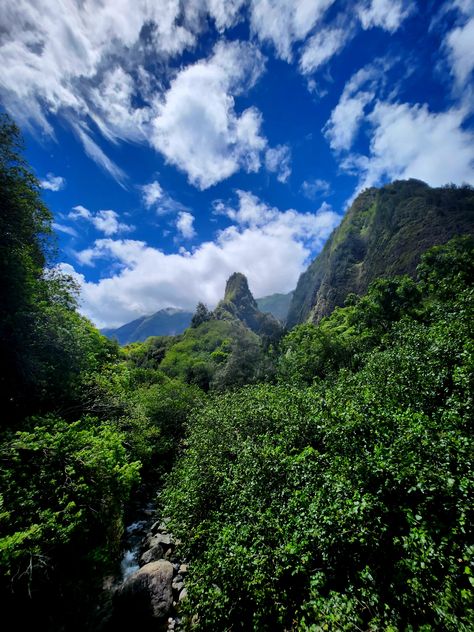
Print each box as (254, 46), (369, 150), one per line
(0, 115), (53, 417)
(191, 302), (211, 328)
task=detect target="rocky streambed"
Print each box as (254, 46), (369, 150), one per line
(102, 509), (189, 631)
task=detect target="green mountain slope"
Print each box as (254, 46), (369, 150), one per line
(256, 291), (293, 322)
(287, 179), (474, 327)
(102, 308), (192, 344)
(127, 273), (282, 391)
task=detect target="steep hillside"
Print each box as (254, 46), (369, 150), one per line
(102, 308), (192, 344)
(256, 291), (293, 322)
(287, 180), (474, 327)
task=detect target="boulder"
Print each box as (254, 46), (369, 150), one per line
(140, 544), (164, 566)
(114, 560), (174, 622)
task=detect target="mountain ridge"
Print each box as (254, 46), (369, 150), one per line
(287, 179), (474, 327)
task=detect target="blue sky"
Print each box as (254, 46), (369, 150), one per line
(1, 0), (473, 328)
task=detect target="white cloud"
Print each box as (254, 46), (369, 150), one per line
(0, 1), (266, 185)
(140, 180), (189, 215)
(323, 60), (393, 152)
(73, 124), (127, 185)
(299, 26), (348, 75)
(357, 0), (414, 33)
(346, 101), (474, 189)
(301, 178), (332, 198)
(444, 9), (474, 86)
(69, 205), (134, 236)
(67, 192), (340, 327)
(40, 172), (66, 191)
(149, 40), (267, 189)
(249, 0), (335, 61)
(265, 145), (292, 182)
(324, 92), (374, 151)
(176, 212), (197, 239)
(53, 222), (78, 237)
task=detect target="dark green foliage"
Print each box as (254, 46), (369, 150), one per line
(191, 302), (212, 328)
(162, 237), (474, 630)
(287, 179), (474, 327)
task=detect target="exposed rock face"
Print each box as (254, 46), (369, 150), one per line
(115, 560), (174, 622)
(214, 272), (282, 338)
(287, 180), (474, 327)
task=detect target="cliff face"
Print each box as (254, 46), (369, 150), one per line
(214, 272), (282, 337)
(287, 180), (474, 327)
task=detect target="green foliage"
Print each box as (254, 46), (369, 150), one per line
(162, 237), (474, 630)
(0, 415), (140, 591)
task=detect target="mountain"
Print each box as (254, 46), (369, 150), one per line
(130, 272), (282, 391)
(287, 179), (474, 327)
(102, 308), (193, 345)
(256, 292), (293, 323)
(214, 273), (282, 338)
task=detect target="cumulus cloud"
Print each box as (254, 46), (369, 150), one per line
(0, 2), (266, 186)
(176, 212), (197, 240)
(150, 40), (267, 189)
(357, 0), (414, 33)
(346, 101), (474, 189)
(249, 0), (335, 61)
(67, 192), (340, 328)
(40, 173), (66, 191)
(301, 178), (332, 199)
(69, 205), (134, 236)
(265, 145), (292, 182)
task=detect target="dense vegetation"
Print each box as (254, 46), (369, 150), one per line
(287, 179), (474, 327)
(162, 235), (474, 630)
(1, 116), (473, 631)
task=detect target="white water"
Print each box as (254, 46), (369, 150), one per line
(119, 515), (153, 580)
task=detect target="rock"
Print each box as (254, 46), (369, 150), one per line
(179, 587), (188, 601)
(140, 544), (164, 566)
(114, 560), (174, 622)
(172, 580), (184, 593)
(147, 533), (173, 548)
(179, 564), (188, 575)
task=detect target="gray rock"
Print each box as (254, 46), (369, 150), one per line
(115, 560), (174, 620)
(140, 544), (164, 566)
(178, 587), (188, 601)
(179, 564), (188, 575)
(148, 533), (173, 548)
(172, 580), (184, 593)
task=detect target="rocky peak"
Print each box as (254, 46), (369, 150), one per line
(215, 272), (282, 338)
(223, 272), (258, 312)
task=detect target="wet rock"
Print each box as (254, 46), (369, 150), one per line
(114, 560), (174, 622)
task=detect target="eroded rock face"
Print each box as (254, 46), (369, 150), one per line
(114, 560), (174, 622)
